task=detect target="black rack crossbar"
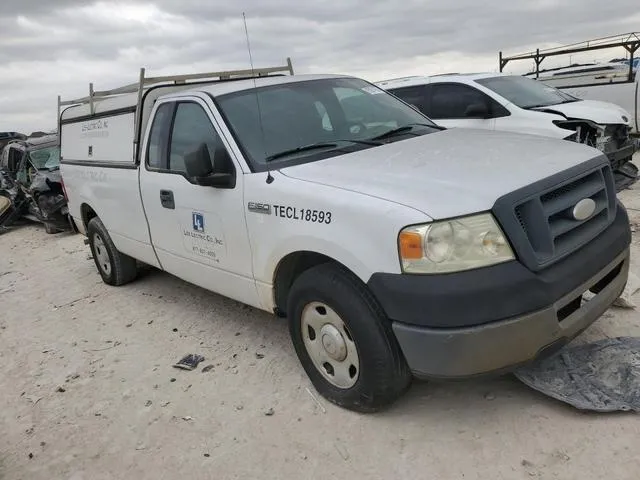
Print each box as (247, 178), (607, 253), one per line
(499, 33), (640, 80)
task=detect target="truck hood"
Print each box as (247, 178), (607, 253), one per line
(532, 99), (632, 126)
(280, 128), (604, 220)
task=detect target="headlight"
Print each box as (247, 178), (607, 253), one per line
(398, 213), (514, 274)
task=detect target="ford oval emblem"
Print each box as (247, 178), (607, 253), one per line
(572, 198), (596, 221)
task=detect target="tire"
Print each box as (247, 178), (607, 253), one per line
(287, 263), (411, 412)
(87, 217), (138, 286)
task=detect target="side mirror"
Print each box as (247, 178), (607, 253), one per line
(465, 103), (490, 119)
(184, 143), (213, 177)
(184, 142), (235, 189)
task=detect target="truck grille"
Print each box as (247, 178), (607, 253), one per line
(494, 161), (617, 272)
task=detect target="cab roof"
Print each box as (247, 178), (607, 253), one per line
(376, 72), (511, 89)
(61, 74), (350, 122)
(169, 73), (350, 99)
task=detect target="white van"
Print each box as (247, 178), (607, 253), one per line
(59, 63), (631, 412)
(378, 73), (638, 190)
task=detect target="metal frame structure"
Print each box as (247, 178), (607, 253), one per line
(499, 33), (640, 82)
(56, 57), (294, 145)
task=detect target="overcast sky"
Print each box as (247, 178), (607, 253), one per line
(1, 0), (639, 133)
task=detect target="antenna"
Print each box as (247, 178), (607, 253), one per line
(242, 12), (273, 184)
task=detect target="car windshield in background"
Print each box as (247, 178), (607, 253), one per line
(476, 75), (579, 109)
(28, 145), (60, 170)
(216, 77), (439, 170)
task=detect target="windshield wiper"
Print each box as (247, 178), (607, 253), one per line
(265, 143), (339, 162)
(559, 98), (580, 104)
(265, 139), (381, 162)
(370, 123), (439, 141)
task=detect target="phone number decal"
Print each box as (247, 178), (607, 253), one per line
(273, 205), (332, 224)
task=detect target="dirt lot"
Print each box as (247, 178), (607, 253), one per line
(2, 183), (640, 480)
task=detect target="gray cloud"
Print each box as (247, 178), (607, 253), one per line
(1, 0), (638, 132)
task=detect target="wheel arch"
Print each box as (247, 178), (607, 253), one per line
(272, 250), (364, 317)
(80, 203), (99, 231)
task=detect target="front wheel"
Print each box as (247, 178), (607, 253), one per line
(287, 263), (411, 412)
(87, 217), (137, 286)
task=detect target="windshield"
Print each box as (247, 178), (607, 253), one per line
(28, 145), (60, 170)
(216, 77), (439, 170)
(476, 75), (580, 109)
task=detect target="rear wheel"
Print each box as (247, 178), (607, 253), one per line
(87, 217), (137, 286)
(287, 263), (411, 412)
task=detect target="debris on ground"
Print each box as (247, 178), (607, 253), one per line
(306, 387), (327, 413)
(515, 337), (640, 412)
(201, 364), (214, 373)
(173, 354), (205, 371)
(334, 442), (350, 461)
(264, 408), (275, 416)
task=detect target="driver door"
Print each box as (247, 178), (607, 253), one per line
(139, 97), (260, 308)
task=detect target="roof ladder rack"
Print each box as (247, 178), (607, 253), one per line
(57, 57), (295, 144)
(499, 33), (640, 81)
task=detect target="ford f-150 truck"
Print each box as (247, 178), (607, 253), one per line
(59, 61), (631, 412)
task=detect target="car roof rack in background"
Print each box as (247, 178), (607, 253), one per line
(57, 57), (294, 145)
(499, 32), (640, 81)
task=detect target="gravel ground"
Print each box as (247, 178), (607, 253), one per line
(2, 171), (640, 480)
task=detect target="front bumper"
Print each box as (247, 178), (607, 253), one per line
(392, 248), (628, 378)
(368, 204), (631, 379)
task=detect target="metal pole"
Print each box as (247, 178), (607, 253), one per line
(629, 44), (638, 82)
(499, 51), (503, 72)
(89, 83), (94, 115)
(536, 49), (540, 79)
(133, 67), (146, 161)
(287, 57), (294, 75)
(57, 95), (61, 144)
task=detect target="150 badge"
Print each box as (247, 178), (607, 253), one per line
(273, 205), (332, 224)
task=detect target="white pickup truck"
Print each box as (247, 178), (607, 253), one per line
(59, 62), (631, 412)
(378, 73), (639, 190)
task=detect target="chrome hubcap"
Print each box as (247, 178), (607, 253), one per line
(301, 302), (359, 389)
(93, 234), (111, 276)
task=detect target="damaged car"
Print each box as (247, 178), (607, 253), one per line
(377, 73), (639, 190)
(0, 134), (72, 234)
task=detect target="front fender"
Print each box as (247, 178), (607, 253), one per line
(245, 172), (431, 305)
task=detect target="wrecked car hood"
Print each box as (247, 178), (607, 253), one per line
(533, 100), (632, 126)
(280, 128), (606, 220)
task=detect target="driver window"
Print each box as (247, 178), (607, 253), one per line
(169, 103), (222, 174)
(429, 84), (491, 119)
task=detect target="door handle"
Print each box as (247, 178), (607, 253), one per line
(160, 190), (175, 209)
